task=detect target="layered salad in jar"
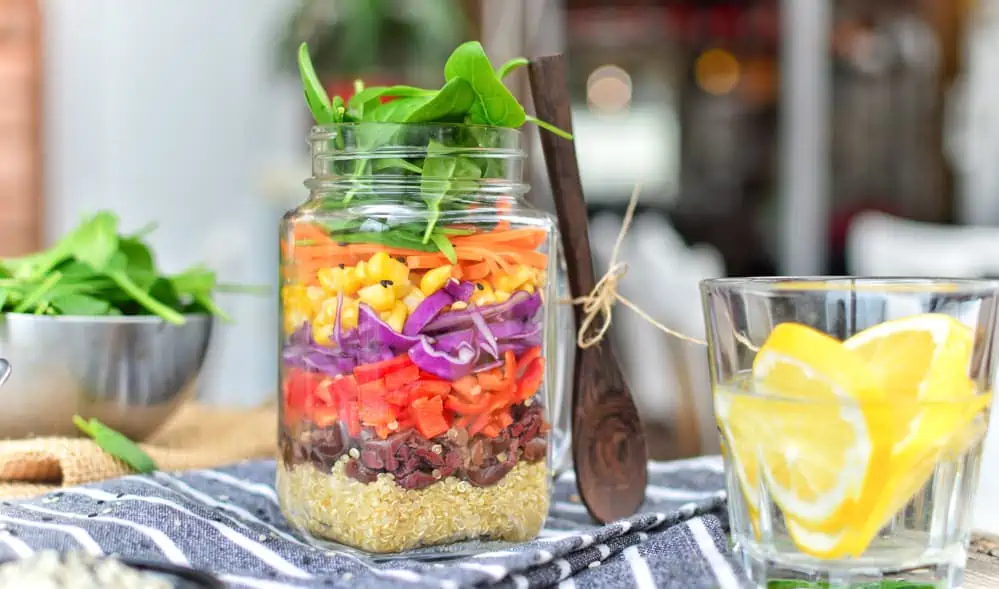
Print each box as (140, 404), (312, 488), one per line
(277, 41), (568, 555)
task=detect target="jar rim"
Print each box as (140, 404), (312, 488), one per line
(310, 122), (522, 138)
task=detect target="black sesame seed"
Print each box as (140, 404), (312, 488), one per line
(476, 283), (484, 290)
(96, 500), (105, 505)
(115, 492), (125, 499)
(256, 508), (267, 515)
(8, 530), (17, 537)
(87, 513), (97, 518)
(40, 516), (52, 522)
(380, 279), (393, 287)
(53, 492), (63, 498)
(1, 502), (10, 507)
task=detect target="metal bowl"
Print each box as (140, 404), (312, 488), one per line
(0, 313), (213, 441)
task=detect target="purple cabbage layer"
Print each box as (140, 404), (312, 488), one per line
(282, 282), (543, 381)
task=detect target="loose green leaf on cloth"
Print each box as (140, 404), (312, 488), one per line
(73, 416), (158, 474)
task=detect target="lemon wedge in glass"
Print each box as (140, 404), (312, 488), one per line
(835, 314), (990, 553)
(717, 322), (892, 555)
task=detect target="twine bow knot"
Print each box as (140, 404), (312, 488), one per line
(567, 185), (709, 349)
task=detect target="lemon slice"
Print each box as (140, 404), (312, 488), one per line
(843, 313), (974, 402)
(717, 323), (889, 540)
(818, 313), (985, 554)
(843, 315), (977, 505)
(785, 519), (851, 559)
(791, 397), (990, 559)
(851, 401), (988, 547)
(715, 394), (761, 509)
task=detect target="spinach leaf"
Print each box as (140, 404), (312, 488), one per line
(429, 232), (458, 264)
(13, 272), (61, 313)
(129, 221), (158, 240)
(117, 237), (157, 289)
(170, 265), (216, 295)
(404, 78), (476, 123)
(420, 140), (482, 242)
(363, 80), (473, 124)
(526, 115), (573, 140)
(349, 84), (435, 118)
(105, 251), (186, 325)
(394, 222), (474, 237)
(439, 227), (476, 236)
(331, 95), (346, 123)
(347, 99), (435, 203)
(297, 43), (336, 124)
(366, 96), (434, 123)
(73, 416), (157, 473)
(333, 231), (438, 252)
(68, 211), (120, 271)
(51, 293), (114, 315)
(497, 57), (529, 80)
(372, 158), (423, 174)
(443, 41), (525, 127)
(340, 108), (360, 124)
(349, 89), (465, 203)
(169, 265), (233, 322)
(148, 277), (183, 310)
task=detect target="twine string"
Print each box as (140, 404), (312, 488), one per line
(565, 184), (759, 353)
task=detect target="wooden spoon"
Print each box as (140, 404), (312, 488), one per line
(528, 54), (648, 523)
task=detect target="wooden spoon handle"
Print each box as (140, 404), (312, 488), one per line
(525, 56), (599, 305)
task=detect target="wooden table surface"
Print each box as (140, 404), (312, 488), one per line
(713, 532), (999, 586)
(966, 554), (999, 588)
(966, 533), (999, 588)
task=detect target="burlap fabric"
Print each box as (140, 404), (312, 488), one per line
(0, 403), (277, 499)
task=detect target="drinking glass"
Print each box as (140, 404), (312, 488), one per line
(700, 277), (999, 588)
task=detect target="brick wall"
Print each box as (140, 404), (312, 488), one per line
(0, 0), (41, 256)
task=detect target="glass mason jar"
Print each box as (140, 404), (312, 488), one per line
(277, 123), (562, 557)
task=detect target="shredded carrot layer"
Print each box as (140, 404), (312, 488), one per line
(291, 223), (336, 246)
(284, 225), (551, 283)
(453, 228), (547, 250)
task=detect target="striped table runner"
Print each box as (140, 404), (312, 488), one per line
(0, 456), (748, 588)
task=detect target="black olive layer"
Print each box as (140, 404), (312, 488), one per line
(280, 403), (548, 490)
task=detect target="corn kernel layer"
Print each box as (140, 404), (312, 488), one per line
(282, 251), (544, 340)
(277, 457), (550, 554)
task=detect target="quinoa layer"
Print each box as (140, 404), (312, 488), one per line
(277, 456), (549, 554)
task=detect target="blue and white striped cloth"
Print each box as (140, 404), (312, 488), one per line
(0, 456), (749, 588)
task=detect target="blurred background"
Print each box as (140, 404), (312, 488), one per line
(5, 0), (999, 459)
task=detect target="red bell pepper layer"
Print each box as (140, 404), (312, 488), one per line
(281, 346), (545, 440)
